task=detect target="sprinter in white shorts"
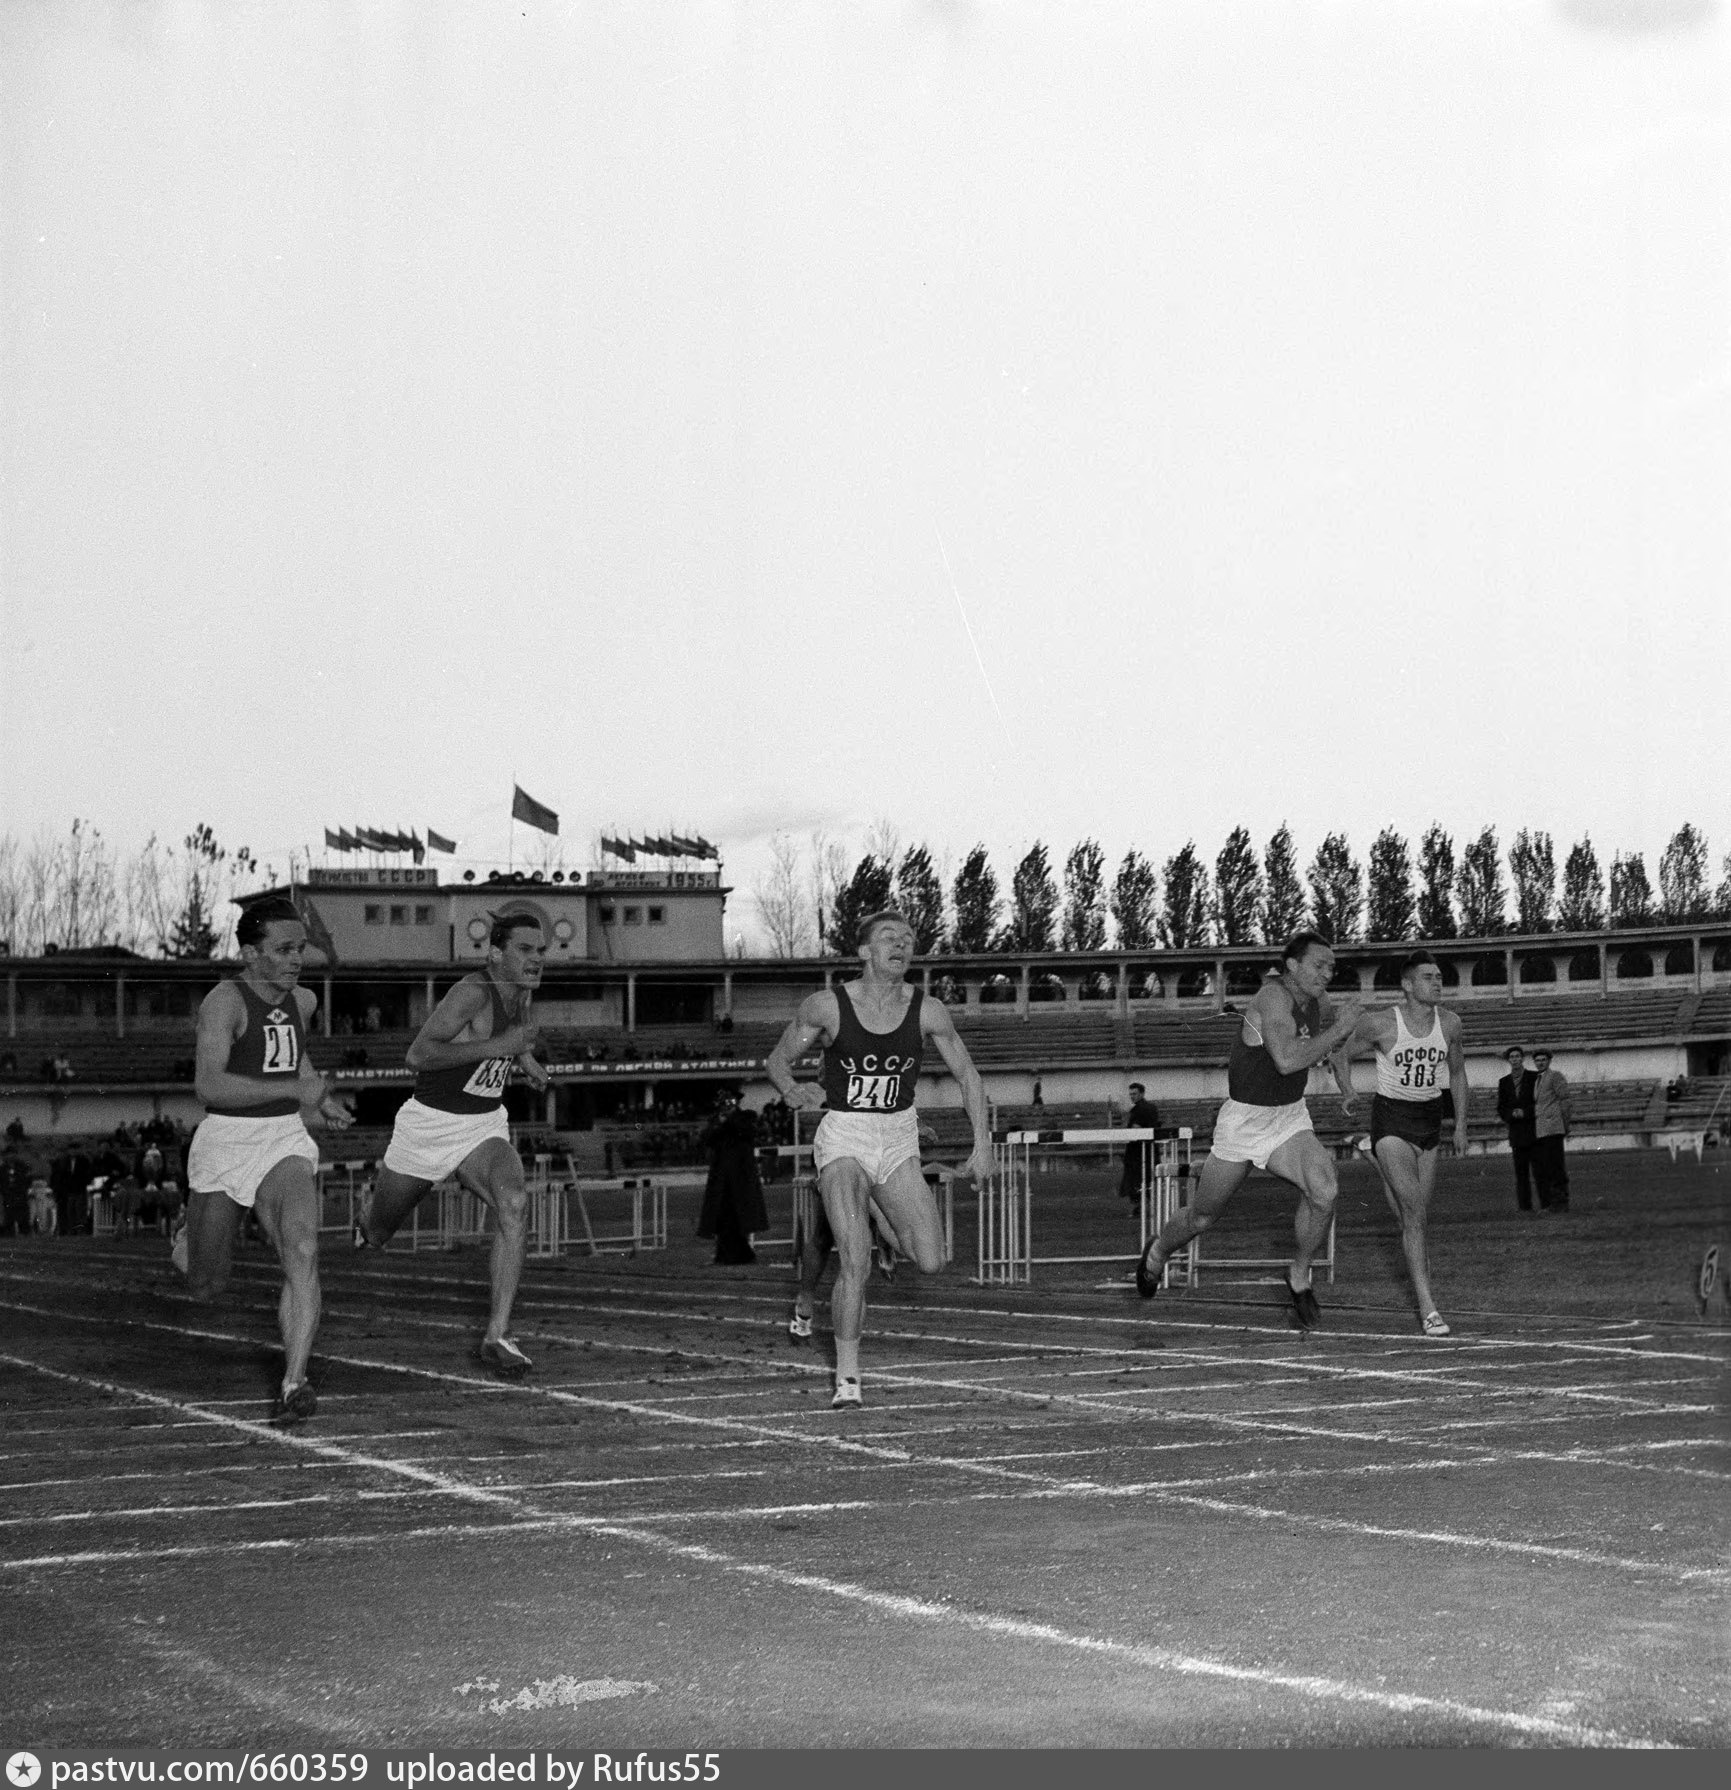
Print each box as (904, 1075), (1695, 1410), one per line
(178, 898), (353, 1424)
(356, 912), (549, 1378)
(1136, 930), (1361, 1328)
(765, 911), (993, 1407)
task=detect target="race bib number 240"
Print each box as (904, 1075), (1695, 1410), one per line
(847, 1073), (900, 1111)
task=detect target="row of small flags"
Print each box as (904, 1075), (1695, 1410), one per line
(324, 827), (456, 861)
(323, 789), (717, 863)
(601, 832), (719, 863)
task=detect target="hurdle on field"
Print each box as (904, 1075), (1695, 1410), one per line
(979, 1127), (1189, 1285)
(978, 1124), (1335, 1288)
(788, 1161), (958, 1269)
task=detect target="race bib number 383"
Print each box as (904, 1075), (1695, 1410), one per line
(463, 1056), (512, 1099)
(846, 1073), (900, 1111)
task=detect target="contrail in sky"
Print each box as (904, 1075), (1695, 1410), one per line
(934, 522), (1017, 760)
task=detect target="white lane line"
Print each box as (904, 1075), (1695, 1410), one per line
(0, 1348), (1664, 1747)
(8, 1333), (1719, 1590)
(14, 1257), (1728, 1368)
(6, 1297), (1720, 1526)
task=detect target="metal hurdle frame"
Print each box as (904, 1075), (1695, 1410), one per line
(1152, 1147), (1336, 1291)
(788, 1155), (957, 1269)
(979, 1126), (1187, 1285)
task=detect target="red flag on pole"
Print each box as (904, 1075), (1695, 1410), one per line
(511, 786), (559, 835)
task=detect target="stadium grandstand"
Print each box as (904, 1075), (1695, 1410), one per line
(2, 861), (1728, 1168)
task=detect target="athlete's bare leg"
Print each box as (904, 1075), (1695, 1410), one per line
(813, 1156), (943, 1381)
(1370, 1137), (1441, 1321)
(1264, 1131), (1340, 1292)
(361, 1164), (438, 1246)
(181, 1184), (244, 1302)
(1140, 1153), (1254, 1281)
(251, 1157), (323, 1395)
(455, 1136), (529, 1346)
(793, 1201), (832, 1325)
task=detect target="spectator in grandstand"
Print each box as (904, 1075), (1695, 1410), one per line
(1119, 1082), (1164, 1203)
(51, 1146), (93, 1235)
(28, 1172), (56, 1235)
(696, 1092), (768, 1265)
(718, 1012), (734, 1036)
(1532, 1050), (1572, 1213)
(1, 1145), (31, 1235)
(1496, 1047), (1540, 1212)
(52, 1053), (75, 1082)
(1031, 1078), (1044, 1110)
(3, 1115), (24, 1144)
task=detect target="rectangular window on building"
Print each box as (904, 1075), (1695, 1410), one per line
(623, 906), (642, 925)
(389, 905), (407, 924)
(598, 905), (615, 924)
(364, 905), (383, 924)
(648, 905), (665, 924)
(414, 905), (432, 924)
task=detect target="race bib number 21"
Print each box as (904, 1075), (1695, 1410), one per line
(261, 1024), (300, 1074)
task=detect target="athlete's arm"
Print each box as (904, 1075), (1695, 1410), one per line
(1328, 1007), (1385, 1116)
(922, 999), (994, 1182)
(1444, 1013), (1470, 1153)
(193, 984), (285, 1113)
(292, 988), (352, 1128)
(514, 987), (551, 1092)
(764, 993), (837, 1113)
(1257, 985), (1363, 1076)
(405, 979), (536, 1072)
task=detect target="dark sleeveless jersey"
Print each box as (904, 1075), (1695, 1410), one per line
(206, 979), (309, 1118)
(413, 977), (517, 1115)
(821, 983), (923, 1114)
(1227, 987), (1322, 1107)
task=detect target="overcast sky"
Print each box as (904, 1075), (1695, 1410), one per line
(2, 0), (1726, 946)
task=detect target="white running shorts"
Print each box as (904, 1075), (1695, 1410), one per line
(1208, 1097), (1315, 1171)
(813, 1108), (922, 1187)
(188, 1112), (319, 1211)
(383, 1097), (512, 1184)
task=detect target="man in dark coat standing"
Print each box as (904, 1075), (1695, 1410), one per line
(697, 1092), (769, 1264)
(1496, 1046), (1540, 1212)
(1119, 1082), (1164, 1203)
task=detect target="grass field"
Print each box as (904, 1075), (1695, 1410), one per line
(1, 1148), (1726, 1749)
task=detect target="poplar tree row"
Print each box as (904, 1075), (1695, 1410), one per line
(765, 822), (1728, 958)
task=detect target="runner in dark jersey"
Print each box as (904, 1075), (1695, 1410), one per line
(765, 910), (992, 1407)
(357, 912), (548, 1377)
(179, 898), (353, 1424)
(1136, 930), (1361, 1328)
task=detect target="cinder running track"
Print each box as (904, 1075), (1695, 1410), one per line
(2, 1165), (1726, 1749)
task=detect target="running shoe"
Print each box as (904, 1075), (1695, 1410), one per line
(1135, 1234), (1165, 1299)
(787, 1311), (814, 1342)
(477, 1336), (534, 1379)
(830, 1375), (863, 1409)
(1421, 1310), (1451, 1338)
(272, 1381), (318, 1425)
(1281, 1268), (1321, 1329)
